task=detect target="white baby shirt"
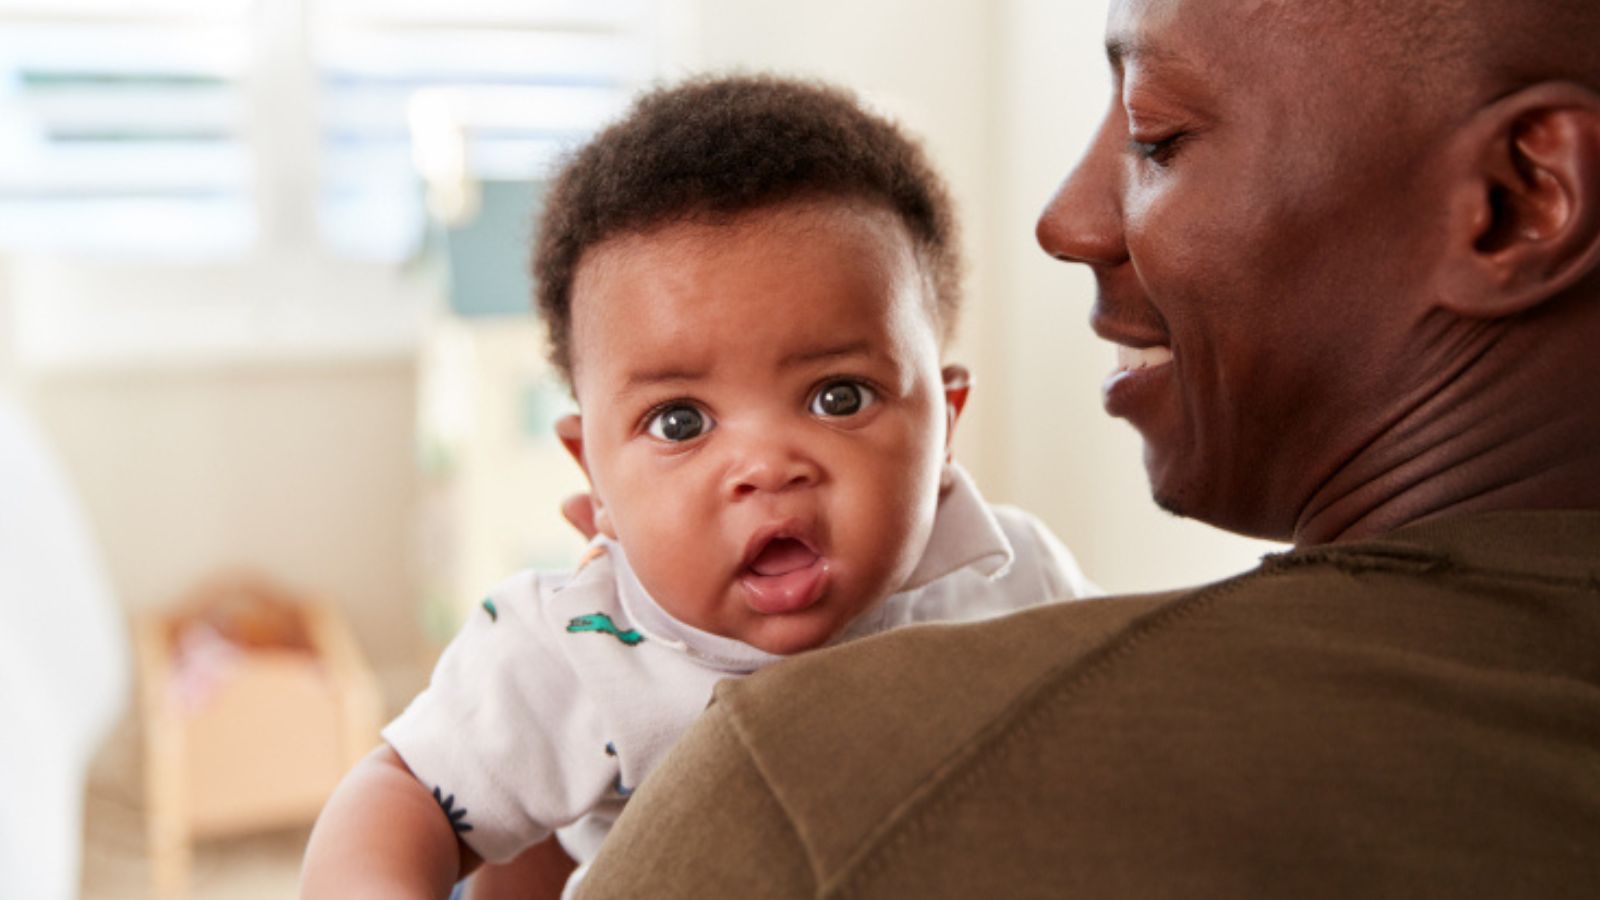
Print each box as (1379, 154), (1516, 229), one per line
(382, 464), (1095, 874)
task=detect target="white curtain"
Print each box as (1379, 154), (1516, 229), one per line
(0, 383), (129, 897)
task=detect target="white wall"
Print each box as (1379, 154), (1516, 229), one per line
(0, 260), (11, 388)
(25, 361), (424, 673)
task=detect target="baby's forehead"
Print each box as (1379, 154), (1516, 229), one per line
(572, 198), (945, 327)
(564, 200), (948, 388)
(612, 197), (918, 260)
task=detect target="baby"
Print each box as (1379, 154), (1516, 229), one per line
(302, 75), (1094, 899)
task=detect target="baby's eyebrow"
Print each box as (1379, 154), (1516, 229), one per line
(779, 340), (874, 369)
(622, 365), (708, 390)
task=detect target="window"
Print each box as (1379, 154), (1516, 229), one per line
(2, 0), (660, 367)
(0, 0), (255, 259)
(316, 0), (649, 262)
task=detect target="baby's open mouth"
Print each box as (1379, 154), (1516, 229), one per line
(740, 532), (828, 615)
(748, 537), (819, 576)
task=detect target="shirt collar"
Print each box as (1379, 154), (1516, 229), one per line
(1282, 508), (1600, 583)
(900, 461), (1015, 590)
(611, 543), (785, 674)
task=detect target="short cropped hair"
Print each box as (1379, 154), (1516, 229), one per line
(532, 74), (962, 385)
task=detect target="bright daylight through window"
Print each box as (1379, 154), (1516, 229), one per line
(0, 0), (658, 366)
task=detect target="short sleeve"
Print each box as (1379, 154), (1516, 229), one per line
(382, 572), (614, 864)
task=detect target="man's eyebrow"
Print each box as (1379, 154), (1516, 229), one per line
(1107, 36), (1130, 68)
(1105, 36), (1181, 70)
(779, 340), (875, 368)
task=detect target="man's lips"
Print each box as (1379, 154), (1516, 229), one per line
(739, 526), (828, 615)
(1103, 341), (1174, 418)
(1113, 343), (1173, 374)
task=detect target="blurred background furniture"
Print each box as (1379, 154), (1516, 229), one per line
(135, 574), (381, 898)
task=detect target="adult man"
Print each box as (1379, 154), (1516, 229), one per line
(577, 0), (1600, 895)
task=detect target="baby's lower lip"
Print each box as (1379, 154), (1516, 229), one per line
(739, 559), (829, 615)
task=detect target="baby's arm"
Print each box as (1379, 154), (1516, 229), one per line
(301, 744), (481, 900)
(463, 837), (575, 900)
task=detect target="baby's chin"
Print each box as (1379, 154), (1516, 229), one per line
(738, 557), (924, 655)
(735, 608), (859, 657)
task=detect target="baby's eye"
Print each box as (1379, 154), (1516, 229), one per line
(809, 380), (877, 418)
(646, 404), (712, 442)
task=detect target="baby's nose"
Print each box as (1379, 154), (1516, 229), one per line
(723, 436), (821, 499)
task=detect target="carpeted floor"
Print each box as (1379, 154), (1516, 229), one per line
(78, 661), (428, 899)
(79, 716), (314, 900)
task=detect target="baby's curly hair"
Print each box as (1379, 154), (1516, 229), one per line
(532, 73), (962, 385)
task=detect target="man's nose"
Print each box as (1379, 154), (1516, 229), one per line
(1035, 112), (1127, 269)
(723, 432), (821, 499)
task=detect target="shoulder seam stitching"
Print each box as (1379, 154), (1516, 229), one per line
(718, 699), (827, 894)
(826, 568), (1262, 898)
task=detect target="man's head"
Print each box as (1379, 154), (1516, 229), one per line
(1037, 0), (1600, 544)
(534, 74), (962, 386)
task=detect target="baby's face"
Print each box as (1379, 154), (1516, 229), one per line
(564, 199), (957, 655)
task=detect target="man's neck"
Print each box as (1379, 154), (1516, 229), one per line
(1292, 299), (1600, 546)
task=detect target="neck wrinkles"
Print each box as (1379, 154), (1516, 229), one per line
(1293, 302), (1600, 545)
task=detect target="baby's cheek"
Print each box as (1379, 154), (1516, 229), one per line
(848, 485), (934, 587)
(626, 520), (708, 601)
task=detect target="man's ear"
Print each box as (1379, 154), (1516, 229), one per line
(554, 413), (615, 539)
(941, 364), (972, 456)
(1437, 82), (1600, 318)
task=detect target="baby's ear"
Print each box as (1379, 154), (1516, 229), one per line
(941, 364), (972, 453)
(554, 414), (616, 539)
(555, 414), (588, 475)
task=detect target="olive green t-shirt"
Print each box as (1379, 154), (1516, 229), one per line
(579, 511), (1600, 898)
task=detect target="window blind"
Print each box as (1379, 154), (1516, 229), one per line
(0, 0), (255, 259)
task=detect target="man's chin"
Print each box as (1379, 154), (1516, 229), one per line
(1145, 449), (1201, 521)
(1150, 487), (1192, 520)
(1151, 477), (1295, 542)
(1144, 449), (1248, 532)
(1148, 467), (1243, 532)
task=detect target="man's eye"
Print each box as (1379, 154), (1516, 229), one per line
(1130, 133), (1185, 165)
(646, 404), (711, 442)
(809, 381), (876, 418)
